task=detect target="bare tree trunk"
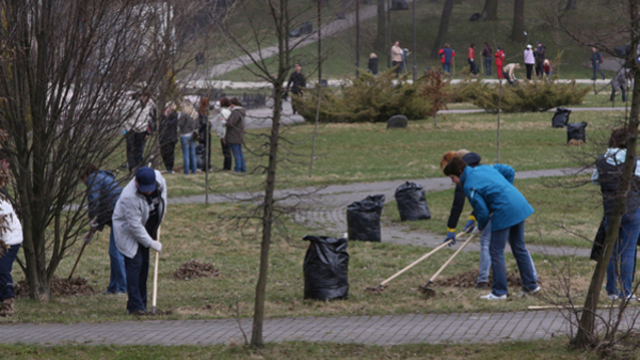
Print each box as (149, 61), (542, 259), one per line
(565, 0), (577, 10)
(511, 0), (525, 42)
(481, 0), (499, 20)
(573, 4), (640, 346)
(375, 0), (386, 53)
(430, 0), (455, 58)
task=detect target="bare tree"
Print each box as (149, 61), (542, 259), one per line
(375, 0), (387, 53)
(431, 0), (456, 58)
(565, 0), (577, 10)
(481, 0), (499, 20)
(511, 0), (526, 41)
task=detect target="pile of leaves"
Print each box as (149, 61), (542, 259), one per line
(14, 276), (96, 299)
(173, 259), (221, 280)
(436, 269), (530, 288)
(467, 80), (590, 112)
(292, 69), (434, 123)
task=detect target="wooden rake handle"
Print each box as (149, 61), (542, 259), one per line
(426, 232), (478, 284)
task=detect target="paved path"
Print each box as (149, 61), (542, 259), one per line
(0, 310), (629, 346)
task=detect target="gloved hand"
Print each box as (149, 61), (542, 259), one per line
(444, 229), (456, 246)
(83, 231), (94, 245)
(463, 218), (476, 233)
(89, 219), (99, 231)
(149, 240), (162, 253)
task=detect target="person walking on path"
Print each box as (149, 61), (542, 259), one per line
(467, 43), (478, 76)
(534, 41), (546, 78)
(523, 45), (535, 80)
(494, 46), (505, 79)
(177, 100), (199, 175)
(125, 91), (155, 173)
(591, 47), (605, 80)
(286, 64), (306, 114)
(159, 102), (178, 174)
(444, 157), (539, 301)
(482, 42), (492, 76)
(610, 68), (631, 102)
(502, 63), (520, 85)
(197, 97), (212, 172)
(591, 127), (640, 301)
(215, 98), (233, 171)
(439, 43), (456, 76)
(367, 53), (379, 76)
(80, 164), (126, 295)
(0, 151), (22, 316)
(391, 41), (403, 76)
(225, 98), (247, 173)
(112, 167), (166, 315)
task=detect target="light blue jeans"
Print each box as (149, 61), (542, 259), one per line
(605, 208), (640, 298)
(107, 227), (127, 293)
(180, 134), (197, 174)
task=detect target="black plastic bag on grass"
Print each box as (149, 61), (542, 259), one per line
(552, 107), (571, 128)
(395, 181), (431, 221)
(347, 194), (385, 242)
(303, 236), (349, 301)
(567, 122), (587, 143)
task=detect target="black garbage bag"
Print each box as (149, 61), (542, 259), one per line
(552, 107), (571, 128)
(303, 235), (349, 301)
(196, 144), (206, 170)
(567, 121), (587, 143)
(395, 181), (431, 221)
(346, 194), (385, 242)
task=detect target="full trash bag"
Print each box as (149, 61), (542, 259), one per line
(395, 181), (431, 221)
(552, 107), (571, 128)
(303, 235), (349, 300)
(567, 122), (587, 143)
(347, 194), (385, 242)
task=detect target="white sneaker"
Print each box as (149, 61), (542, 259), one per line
(608, 294), (620, 301)
(626, 294), (640, 302)
(519, 286), (541, 298)
(480, 293), (507, 301)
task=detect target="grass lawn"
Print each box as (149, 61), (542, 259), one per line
(163, 108), (622, 197)
(383, 177), (602, 249)
(3, 203), (615, 324)
(0, 339), (604, 360)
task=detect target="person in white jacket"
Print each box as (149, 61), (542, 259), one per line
(112, 166), (166, 315)
(523, 45), (535, 80)
(0, 152), (21, 316)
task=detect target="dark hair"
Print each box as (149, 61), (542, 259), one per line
(443, 157), (467, 177)
(198, 97), (209, 115)
(609, 127), (629, 149)
(219, 97), (231, 108)
(485, 42), (490, 46)
(79, 164), (98, 179)
(230, 97), (242, 106)
(470, 43), (475, 48)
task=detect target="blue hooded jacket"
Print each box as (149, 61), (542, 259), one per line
(460, 164), (534, 232)
(86, 170), (122, 231)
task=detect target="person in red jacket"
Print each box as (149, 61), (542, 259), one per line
(494, 47), (505, 79)
(468, 43), (478, 75)
(438, 43), (456, 76)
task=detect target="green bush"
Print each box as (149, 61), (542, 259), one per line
(292, 69), (433, 123)
(469, 80), (590, 112)
(448, 78), (491, 103)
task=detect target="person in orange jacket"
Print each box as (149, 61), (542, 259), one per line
(494, 46), (506, 79)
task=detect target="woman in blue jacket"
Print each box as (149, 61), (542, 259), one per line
(444, 157), (539, 300)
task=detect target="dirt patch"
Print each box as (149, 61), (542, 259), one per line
(14, 276), (96, 299)
(437, 269), (532, 289)
(173, 259), (221, 280)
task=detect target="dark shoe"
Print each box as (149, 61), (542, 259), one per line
(130, 309), (149, 316)
(475, 282), (490, 290)
(603, 74), (606, 80)
(0, 298), (15, 316)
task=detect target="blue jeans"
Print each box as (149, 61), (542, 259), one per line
(477, 221), (492, 283)
(107, 227), (127, 294)
(442, 63), (452, 75)
(605, 208), (640, 298)
(124, 245), (149, 313)
(485, 58), (492, 76)
(0, 243), (20, 300)
(592, 62), (605, 80)
(180, 134), (197, 174)
(490, 221), (537, 296)
(230, 143), (246, 173)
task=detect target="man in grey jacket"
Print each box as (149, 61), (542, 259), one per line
(112, 166), (166, 315)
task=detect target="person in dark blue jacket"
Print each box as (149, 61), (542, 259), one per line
(444, 157), (539, 300)
(80, 164), (126, 294)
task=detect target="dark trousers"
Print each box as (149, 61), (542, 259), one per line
(125, 245), (149, 313)
(484, 58), (492, 76)
(535, 61), (543, 77)
(221, 139), (232, 171)
(160, 141), (176, 171)
(525, 64), (533, 80)
(611, 86), (627, 102)
(199, 136), (211, 170)
(503, 71), (514, 85)
(392, 61), (402, 76)
(468, 59), (478, 75)
(126, 131), (146, 172)
(592, 62), (605, 80)
(0, 244), (20, 300)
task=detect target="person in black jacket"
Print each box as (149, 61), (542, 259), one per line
(367, 53), (379, 77)
(158, 102), (178, 173)
(287, 64), (306, 114)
